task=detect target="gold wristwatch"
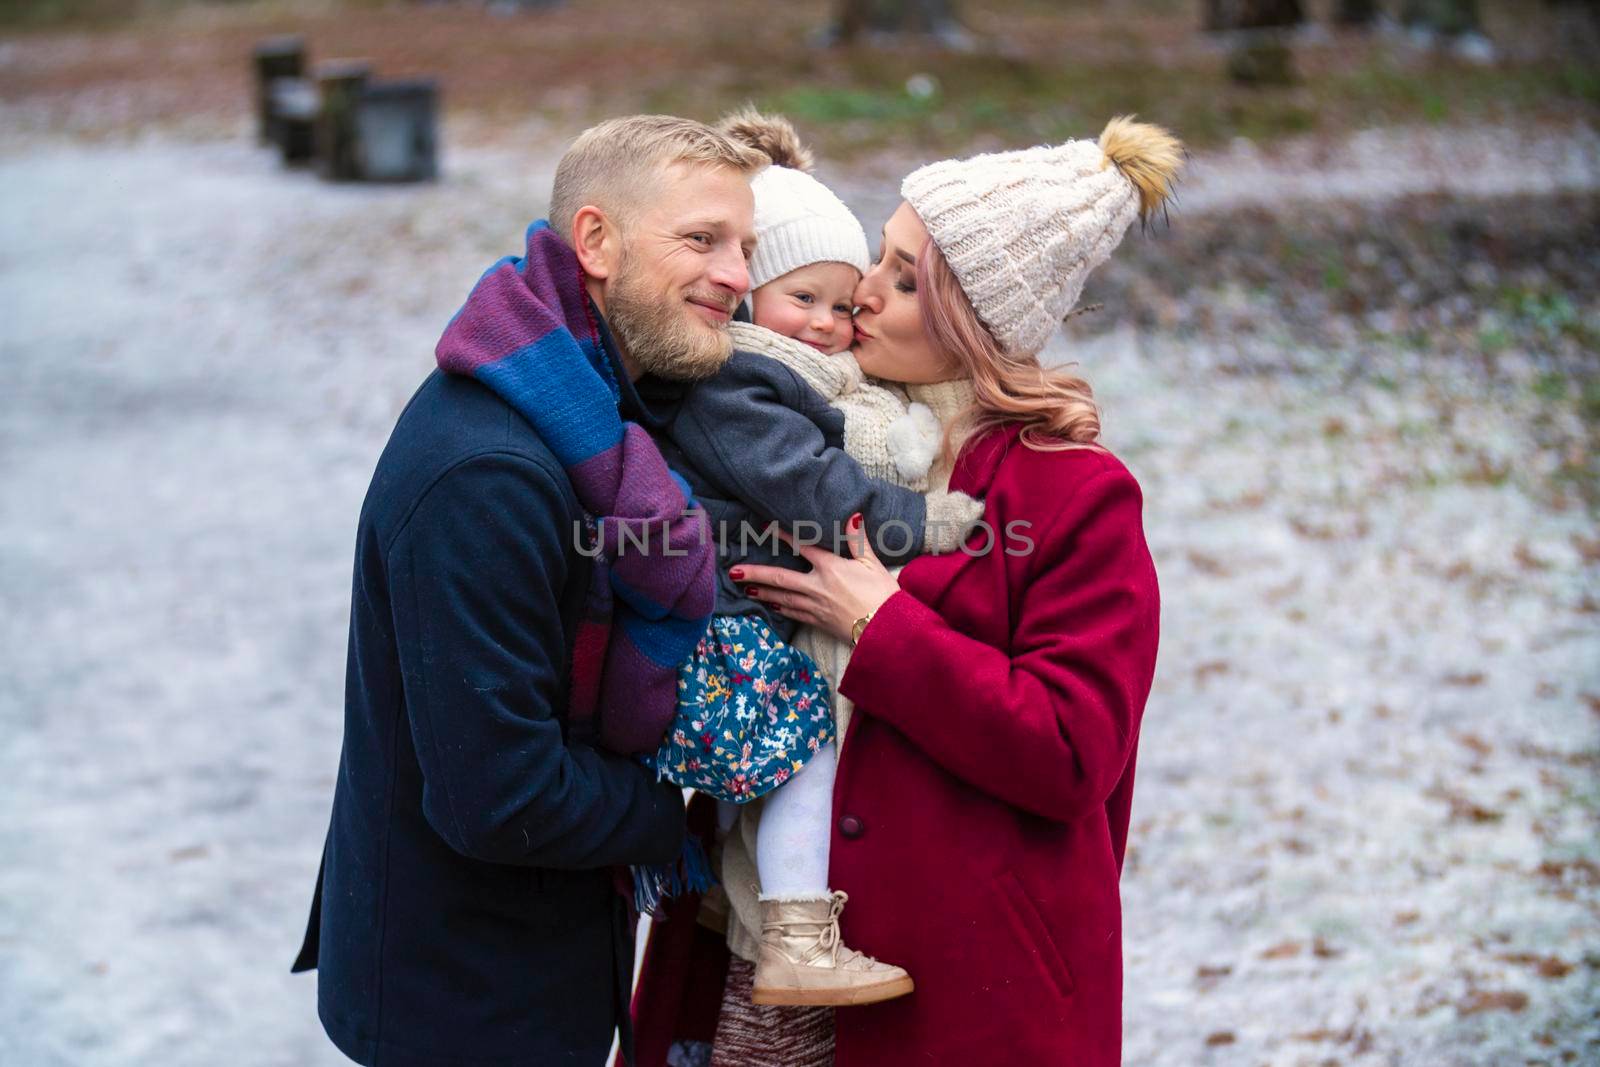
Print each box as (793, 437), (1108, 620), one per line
(850, 610), (875, 648)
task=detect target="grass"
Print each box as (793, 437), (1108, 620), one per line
(1533, 373), (1568, 403)
(1500, 287), (1600, 352)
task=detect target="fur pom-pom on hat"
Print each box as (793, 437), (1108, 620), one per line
(901, 116), (1184, 356)
(719, 106), (814, 173)
(1098, 115), (1183, 222)
(716, 107), (868, 290)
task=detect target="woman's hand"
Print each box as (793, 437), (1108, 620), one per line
(729, 513), (901, 643)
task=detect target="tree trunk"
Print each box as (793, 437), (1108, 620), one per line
(830, 0), (963, 42)
(1203, 0), (1305, 30)
(1400, 0), (1482, 34)
(1227, 33), (1297, 84)
(1210, 0), (1303, 87)
(1334, 0), (1382, 25)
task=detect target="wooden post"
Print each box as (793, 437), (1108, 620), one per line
(270, 77), (320, 164)
(252, 36), (305, 146)
(354, 79), (440, 183)
(314, 60), (373, 182)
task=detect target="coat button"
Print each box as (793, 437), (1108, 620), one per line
(838, 815), (864, 839)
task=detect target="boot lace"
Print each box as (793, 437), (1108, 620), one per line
(763, 891), (881, 968)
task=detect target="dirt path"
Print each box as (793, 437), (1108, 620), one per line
(0, 127), (1595, 1065)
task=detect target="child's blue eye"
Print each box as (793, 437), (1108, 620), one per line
(833, 304), (852, 316)
(794, 293), (814, 305)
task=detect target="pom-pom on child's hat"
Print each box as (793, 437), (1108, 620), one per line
(719, 108), (870, 290)
(901, 116), (1183, 357)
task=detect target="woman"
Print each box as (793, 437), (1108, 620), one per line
(630, 116), (1176, 1067)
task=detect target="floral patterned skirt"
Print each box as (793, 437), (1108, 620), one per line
(649, 613), (834, 803)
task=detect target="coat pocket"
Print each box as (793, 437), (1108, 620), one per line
(995, 869), (1076, 1000)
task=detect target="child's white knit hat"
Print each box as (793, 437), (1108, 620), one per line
(719, 109), (870, 290)
(901, 116), (1183, 357)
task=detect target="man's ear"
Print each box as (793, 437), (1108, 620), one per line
(571, 206), (619, 281)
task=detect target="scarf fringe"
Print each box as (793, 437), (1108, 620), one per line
(631, 832), (716, 918)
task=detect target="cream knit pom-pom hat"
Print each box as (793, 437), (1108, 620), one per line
(719, 108), (870, 291)
(901, 116), (1182, 357)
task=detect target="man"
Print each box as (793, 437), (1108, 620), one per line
(293, 115), (765, 1067)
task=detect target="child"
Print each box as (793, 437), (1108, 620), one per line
(636, 110), (983, 1008)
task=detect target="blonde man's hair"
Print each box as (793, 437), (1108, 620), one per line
(549, 114), (768, 241)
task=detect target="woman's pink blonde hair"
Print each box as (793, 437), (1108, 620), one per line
(917, 239), (1103, 469)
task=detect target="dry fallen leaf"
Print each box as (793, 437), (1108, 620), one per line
(1513, 542), (1549, 570)
(1457, 990), (1529, 1016)
(1186, 549), (1231, 576)
(1497, 953), (1575, 979)
(1571, 533), (1600, 563)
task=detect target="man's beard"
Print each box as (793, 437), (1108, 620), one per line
(605, 255), (734, 382)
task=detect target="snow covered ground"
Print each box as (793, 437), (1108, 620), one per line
(0, 128), (1595, 1066)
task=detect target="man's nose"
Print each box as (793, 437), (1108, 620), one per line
(708, 246), (749, 297)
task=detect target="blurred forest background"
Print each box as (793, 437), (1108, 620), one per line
(4, 0), (1599, 154)
(1, 2), (1597, 1066)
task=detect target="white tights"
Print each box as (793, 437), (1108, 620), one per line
(750, 740), (837, 898)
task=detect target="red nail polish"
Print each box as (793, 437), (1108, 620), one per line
(729, 568), (745, 580)
(851, 513), (863, 530)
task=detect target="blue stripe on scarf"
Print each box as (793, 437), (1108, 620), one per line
(522, 221), (621, 406)
(477, 335), (622, 468)
(617, 608), (714, 667)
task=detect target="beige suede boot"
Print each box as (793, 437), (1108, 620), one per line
(750, 891), (914, 1007)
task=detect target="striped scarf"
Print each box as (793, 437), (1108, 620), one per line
(436, 220), (715, 754)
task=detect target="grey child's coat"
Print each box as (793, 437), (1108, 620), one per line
(645, 321), (980, 642)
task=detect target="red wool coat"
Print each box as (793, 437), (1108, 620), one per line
(628, 424), (1160, 1067)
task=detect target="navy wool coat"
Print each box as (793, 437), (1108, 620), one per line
(294, 347), (687, 1066)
